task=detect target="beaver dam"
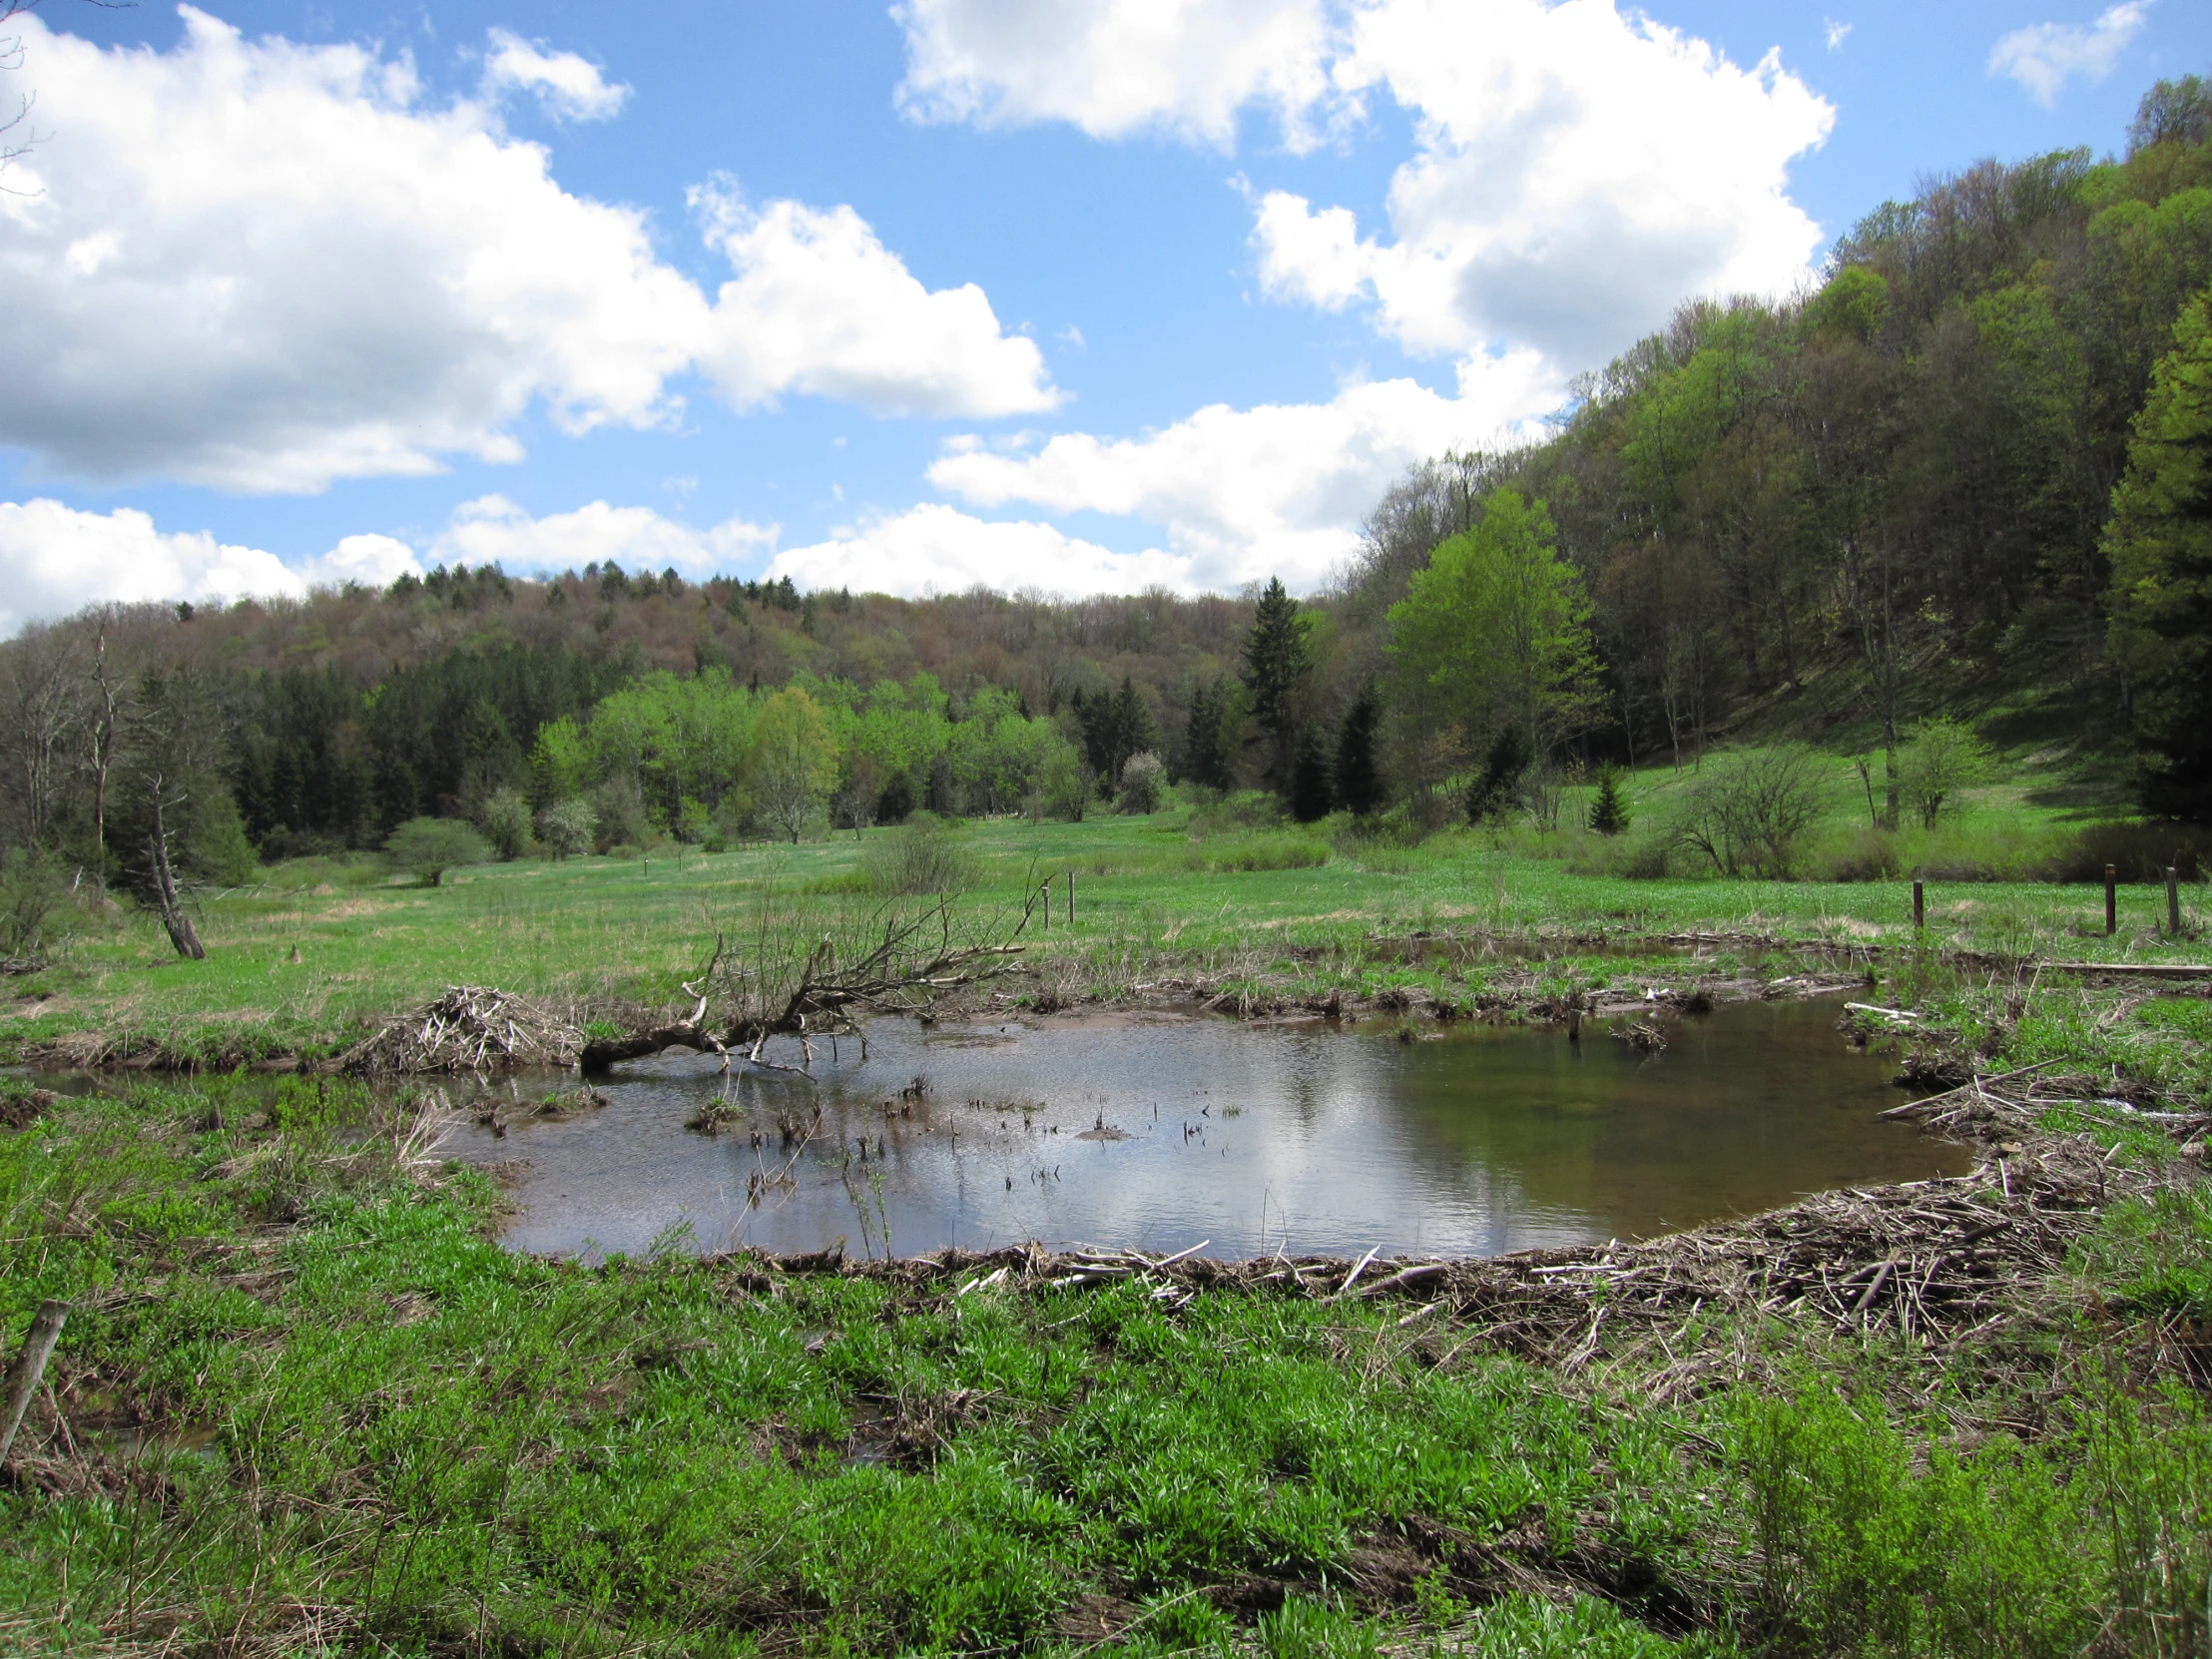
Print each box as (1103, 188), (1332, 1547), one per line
(444, 995), (1970, 1260)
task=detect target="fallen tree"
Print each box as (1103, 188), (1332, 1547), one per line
(578, 892), (1029, 1072)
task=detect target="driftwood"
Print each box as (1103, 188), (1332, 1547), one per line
(0, 1300), (70, 1468)
(580, 901), (1025, 1072)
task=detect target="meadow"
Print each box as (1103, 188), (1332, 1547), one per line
(2, 764), (2211, 1655)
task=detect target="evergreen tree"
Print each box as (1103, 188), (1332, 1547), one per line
(1241, 577), (1310, 789)
(1334, 686), (1384, 816)
(1588, 765), (1631, 835)
(1467, 728), (1531, 823)
(2105, 286), (2212, 823)
(1182, 677), (1235, 791)
(1289, 726), (1334, 823)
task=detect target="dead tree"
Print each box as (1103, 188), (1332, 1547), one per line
(580, 896), (1027, 1071)
(145, 787), (204, 959)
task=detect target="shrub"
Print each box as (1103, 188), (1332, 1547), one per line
(382, 819), (493, 886)
(1678, 748), (1830, 877)
(536, 798), (596, 860)
(184, 791), (259, 886)
(589, 776), (655, 852)
(0, 848), (70, 965)
(863, 815), (978, 897)
(1117, 751), (1167, 815)
(1189, 790), (1286, 837)
(473, 788), (534, 860)
(1896, 717), (1991, 830)
(1467, 728), (1531, 822)
(2038, 821), (2208, 883)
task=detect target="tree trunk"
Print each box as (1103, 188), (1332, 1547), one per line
(148, 796), (206, 959)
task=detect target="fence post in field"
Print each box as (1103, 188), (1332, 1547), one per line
(2105, 865), (2118, 937)
(1068, 870), (1076, 924)
(1913, 880), (1925, 930)
(0, 1300), (70, 1468)
(1040, 883), (1050, 928)
(2169, 866), (2183, 937)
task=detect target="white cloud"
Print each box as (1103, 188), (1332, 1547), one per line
(1824, 19), (1852, 51)
(480, 27), (629, 122)
(0, 499), (422, 633)
(893, 0), (1340, 149)
(0, 8), (1055, 493)
(1987, 4), (2147, 108)
(896, 0), (1833, 373)
(692, 184), (1060, 419)
(926, 355), (1560, 590)
(432, 495), (778, 578)
(770, 503), (1194, 598)
(1259, 1), (1836, 368)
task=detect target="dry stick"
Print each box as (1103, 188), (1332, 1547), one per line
(1329, 1245), (1382, 1301)
(0, 1300), (70, 1467)
(1879, 1058), (2065, 1118)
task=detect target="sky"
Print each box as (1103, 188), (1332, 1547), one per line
(1, 0), (2207, 633)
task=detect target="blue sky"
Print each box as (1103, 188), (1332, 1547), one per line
(2, 0), (2207, 630)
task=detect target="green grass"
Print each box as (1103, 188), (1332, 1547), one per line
(5, 784), (2207, 1068)
(0, 1070), (2207, 1655)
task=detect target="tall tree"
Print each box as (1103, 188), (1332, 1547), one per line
(1240, 577), (1310, 790)
(1333, 685), (1383, 817)
(1386, 490), (1600, 765)
(2105, 285), (2212, 822)
(1181, 676), (1235, 792)
(746, 687), (839, 842)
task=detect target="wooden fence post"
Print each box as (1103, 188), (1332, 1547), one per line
(1040, 883), (1050, 929)
(1068, 870), (1076, 924)
(2170, 866), (2183, 937)
(2106, 865), (2118, 937)
(0, 1300), (70, 1468)
(1913, 879), (1925, 930)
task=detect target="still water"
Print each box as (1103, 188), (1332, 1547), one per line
(447, 995), (1969, 1261)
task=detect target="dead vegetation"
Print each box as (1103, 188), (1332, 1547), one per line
(340, 985), (584, 1074)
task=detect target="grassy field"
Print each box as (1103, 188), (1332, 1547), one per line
(4, 773), (2206, 1070)
(3, 771), (2210, 1655)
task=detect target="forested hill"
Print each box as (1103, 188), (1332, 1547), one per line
(5, 74), (2212, 885)
(1341, 72), (2212, 810)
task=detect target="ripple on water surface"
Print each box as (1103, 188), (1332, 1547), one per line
(445, 995), (1969, 1262)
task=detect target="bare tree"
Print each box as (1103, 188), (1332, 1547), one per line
(1, 625), (83, 849)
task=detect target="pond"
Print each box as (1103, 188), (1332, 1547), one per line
(444, 995), (1970, 1261)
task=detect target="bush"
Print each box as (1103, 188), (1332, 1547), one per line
(1678, 748), (1830, 877)
(1896, 717), (1991, 830)
(536, 798), (596, 860)
(184, 791), (259, 887)
(588, 776), (654, 852)
(2038, 821), (2209, 883)
(473, 788), (534, 861)
(0, 848), (70, 964)
(1117, 751), (1167, 815)
(863, 815), (979, 897)
(382, 819), (493, 886)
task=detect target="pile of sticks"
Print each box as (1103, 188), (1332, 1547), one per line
(343, 985), (584, 1074)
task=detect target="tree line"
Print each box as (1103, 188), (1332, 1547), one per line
(5, 72), (2211, 932)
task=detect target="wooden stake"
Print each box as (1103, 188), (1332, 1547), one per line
(1040, 883), (1050, 929)
(2105, 864), (2118, 937)
(1913, 879), (1925, 930)
(1067, 869), (1076, 923)
(0, 1300), (69, 1467)
(2169, 866), (2183, 937)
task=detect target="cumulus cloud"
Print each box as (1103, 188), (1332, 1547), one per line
(893, 0), (1340, 149)
(897, 0), (1833, 373)
(770, 503), (1193, 598)
(0, 8), (1055, 493)
(0, 499), (422, 634)
(480, 27), (630, 121)
(692, 183), (1060, 418)
(1987, 3), (2147, 108)
(927, 355), (1560, 590)
(431, 495), (778, 578)
(1260, 1), (1834, 367)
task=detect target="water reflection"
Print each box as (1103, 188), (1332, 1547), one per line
(446, 995), (1966, 1261)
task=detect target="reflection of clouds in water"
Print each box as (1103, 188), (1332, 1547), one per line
(457, 1003), (1965, 1261)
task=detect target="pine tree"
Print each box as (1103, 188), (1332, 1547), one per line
(1289, 726), (1334, 823)
(1182, 677), (1234, 791)
(1334, 686), (1383, 817)
(1241, 577), (1309, 790)
(1588, 764), (1631, 835)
